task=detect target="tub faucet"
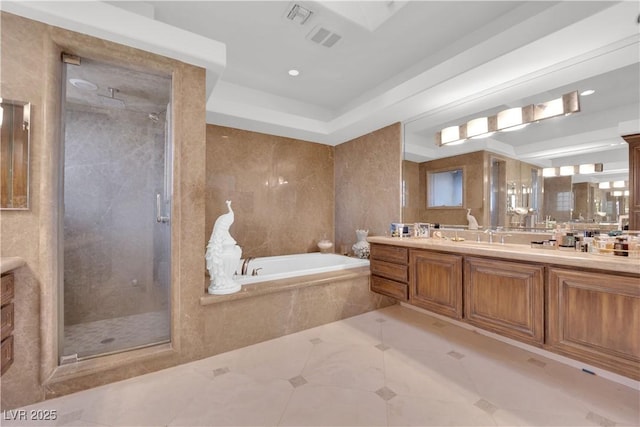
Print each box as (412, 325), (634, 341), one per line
(241, 257), (254, 275)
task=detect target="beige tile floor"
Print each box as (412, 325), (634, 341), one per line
(4, 305), (639, 426)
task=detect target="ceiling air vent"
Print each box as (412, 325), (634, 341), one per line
(286, 4), (313, 25)
(307, 26), (342, 48)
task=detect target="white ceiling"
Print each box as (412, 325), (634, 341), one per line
(3, 1), (640, 178)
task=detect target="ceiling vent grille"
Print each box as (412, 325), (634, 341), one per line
(307, 26), (342, 48)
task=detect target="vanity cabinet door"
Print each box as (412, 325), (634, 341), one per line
(409, 250), (462, 319)
(464, 257), (544, 346)
(547, 268), (640, 380)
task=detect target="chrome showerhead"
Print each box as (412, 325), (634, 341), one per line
(97, 87), (125, 109)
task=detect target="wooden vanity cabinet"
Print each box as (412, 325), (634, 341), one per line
(547, 268), (640, 380)
(370, 244), (408, 300)
(464, 257), (544, 346)
(409, 250), (463, 319)
(1, 272), (15, 375)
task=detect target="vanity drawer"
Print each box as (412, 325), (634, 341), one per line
(1, 335), (14, 375)
(1, 303), (14, 341)
(370, 244), (408, 264)
(371, 259), (408, 283)
(371, 276), (408, 300)
(1, 273), (15, 306)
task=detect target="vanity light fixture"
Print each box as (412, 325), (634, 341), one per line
(534, 91), (579, 121)
(465, 116), (496, 139)
(611, 190), (629, 197)
(436, 125), (465, 146)
(559, 165), (575, 176)
(435, 91), (580, 147)
(496, 106), (533, 132)
(543, 162), (603, 177)
(578, 163), (603, 174)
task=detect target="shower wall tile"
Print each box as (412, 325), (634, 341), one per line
(63, 105), (168, 325)
(206, 125), (335, 258)
(335, 123), (403, 251)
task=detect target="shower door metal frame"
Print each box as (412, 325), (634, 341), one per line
(57, 56), (173, 363)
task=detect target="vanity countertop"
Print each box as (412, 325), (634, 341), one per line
(1, 257), (26, 275)
(368, 236), (640, 275)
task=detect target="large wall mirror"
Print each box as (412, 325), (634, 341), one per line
(1, 99), (31, 210)
(402, 63), (638, 231)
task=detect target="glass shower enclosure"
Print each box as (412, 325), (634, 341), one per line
(59, 58), (172, 361)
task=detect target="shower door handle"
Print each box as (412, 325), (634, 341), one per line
(156, 193), (170, 223)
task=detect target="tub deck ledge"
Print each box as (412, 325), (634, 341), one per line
(200, 266), (371, 306)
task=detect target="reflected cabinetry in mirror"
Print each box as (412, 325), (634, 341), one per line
(625, 133), (640, 230)
(0, 99), (30, 210)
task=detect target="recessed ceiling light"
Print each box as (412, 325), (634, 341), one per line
(580, 89), (595, 96)
(288, 69), (300, 77)
(69, 78), (98, 91)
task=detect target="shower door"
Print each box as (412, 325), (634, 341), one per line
(60, 58), (172, 361)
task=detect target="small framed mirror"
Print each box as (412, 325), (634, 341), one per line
(1, 99), (31, 210)
(427, 168), (464, 208)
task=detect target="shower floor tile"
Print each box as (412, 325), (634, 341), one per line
(8, 305), (640, 427)
(63, 310), (170, 358)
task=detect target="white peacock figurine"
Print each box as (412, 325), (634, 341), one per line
(467, 208), (479, 230)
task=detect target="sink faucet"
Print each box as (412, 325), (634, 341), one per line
(484, 229), (495, 244)
(241, 257), (254, 275)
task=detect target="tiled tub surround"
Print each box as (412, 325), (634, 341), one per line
(205, 125), (335, 259)
(200, 267), (395, 351)
(5, 304), (638, 427)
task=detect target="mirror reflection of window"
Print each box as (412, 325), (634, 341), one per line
(428, 169), (463, 207)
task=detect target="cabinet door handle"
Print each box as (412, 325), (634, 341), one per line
(156, 193), (170, 223)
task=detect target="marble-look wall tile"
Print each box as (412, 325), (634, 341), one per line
(201, 275), (396, 357)
(544, 176), (573, 223)
(402, 160), (422, 223)
(0, 12), (49, 411)
(335, 123), (402, 251)
(206, 125), (334, 258)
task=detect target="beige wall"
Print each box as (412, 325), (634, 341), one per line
(205, 125), (334, 259)
(335, 123), (403, 251)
